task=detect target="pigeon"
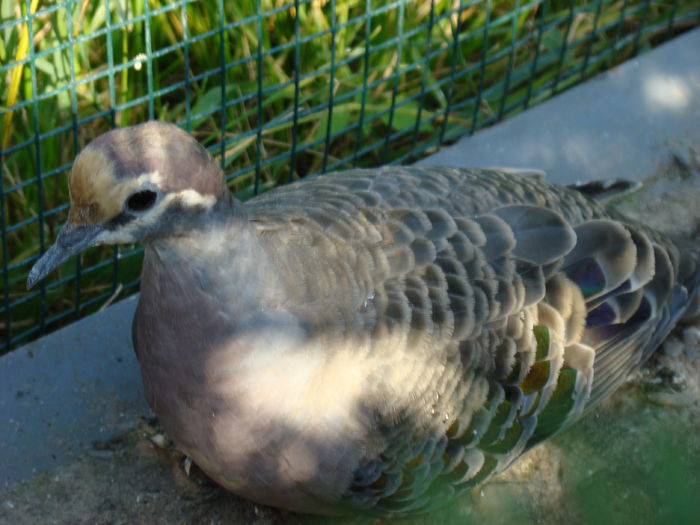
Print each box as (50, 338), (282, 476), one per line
(28, 121), (700, 516)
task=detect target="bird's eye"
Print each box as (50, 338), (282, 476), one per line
(126, 190), (158, 212)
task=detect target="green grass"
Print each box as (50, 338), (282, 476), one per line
(1, 0), (699, 351)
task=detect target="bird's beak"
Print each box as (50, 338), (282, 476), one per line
(27, 222), (103, 289)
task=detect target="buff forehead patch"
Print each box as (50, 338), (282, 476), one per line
(67, 147), (159, 226)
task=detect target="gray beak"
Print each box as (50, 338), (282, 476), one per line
(27, 223), (103, 289)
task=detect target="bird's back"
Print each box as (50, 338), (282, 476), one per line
(236, 166), (698, 514)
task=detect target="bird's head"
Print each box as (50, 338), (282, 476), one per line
(27, 121), (231, 288)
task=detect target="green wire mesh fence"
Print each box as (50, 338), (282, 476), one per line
(1, 0), (699, 353)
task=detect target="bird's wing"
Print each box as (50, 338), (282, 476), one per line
(243, 166), (698, 515)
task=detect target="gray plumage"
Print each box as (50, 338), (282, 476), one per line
(28, 121), (700, 517)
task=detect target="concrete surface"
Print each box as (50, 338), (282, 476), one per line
(1, 27), (699, 489)
(0, 296), (147, 488)
(418, 29), (700, 185)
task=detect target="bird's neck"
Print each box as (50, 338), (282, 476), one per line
(143, 210), (281, 317)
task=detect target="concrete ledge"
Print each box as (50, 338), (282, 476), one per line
(418, 29), (700, 185)
(0, 296), (145, 487)
(1, 27), (699, 489)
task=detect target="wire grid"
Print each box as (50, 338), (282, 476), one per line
(1, 0), (699, 353)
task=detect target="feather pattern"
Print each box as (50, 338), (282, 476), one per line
(212, 166), (697, 514)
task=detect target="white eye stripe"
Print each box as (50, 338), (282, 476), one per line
(169, 189), (217, 209)
(98, 188), (217, 243)
(129, 172), (215, 210)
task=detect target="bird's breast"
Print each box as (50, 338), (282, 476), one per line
(134, 254), (385, 505)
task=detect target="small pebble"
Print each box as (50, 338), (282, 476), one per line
(682, 327), (700, 357)
(661, 339), (684, 357)
(150, 433), (169, 448)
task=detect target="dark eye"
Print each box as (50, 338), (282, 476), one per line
(126, 190), (158, 212)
